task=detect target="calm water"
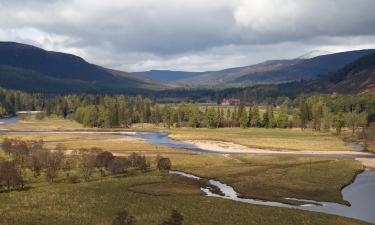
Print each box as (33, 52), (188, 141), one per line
(171, 170), (375, 224)
(0, 116), (19, 125)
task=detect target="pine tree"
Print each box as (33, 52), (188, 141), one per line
(250, 105), (260, 127)
(239, 109), (249, 128)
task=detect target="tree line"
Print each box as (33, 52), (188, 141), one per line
(0, 138), (172, 191)
(0, 87), (374, 133)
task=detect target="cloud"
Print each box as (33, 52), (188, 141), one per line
(0, 0), (374, 71)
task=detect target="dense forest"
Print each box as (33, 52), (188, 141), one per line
(0, 87), (374, 134)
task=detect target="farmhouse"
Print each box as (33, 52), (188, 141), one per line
(221, 98), (241, 106)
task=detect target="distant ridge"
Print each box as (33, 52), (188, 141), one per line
(136, 49), (375, 87)
(305, 51), (375, 93)
(0, 42), (166, 93)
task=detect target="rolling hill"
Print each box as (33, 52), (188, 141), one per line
(221, 52), (375, 102)
(305, 52), (375, 93)
(137, 50), (374, 87)
(0, 42), (166, 93)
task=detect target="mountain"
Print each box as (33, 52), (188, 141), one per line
(153, 49), (374, 87)
(221, 52), (375, 102)
(0, 42), (166, 93)
(305, 52), (375, 93)
(135, 70), (206, 83)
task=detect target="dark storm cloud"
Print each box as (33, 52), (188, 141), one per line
(0, 0), (375, 71)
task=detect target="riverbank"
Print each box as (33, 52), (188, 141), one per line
(1, 118), (374, 224)
(166, 127), (354, 152)
(182, 139), (375, 168)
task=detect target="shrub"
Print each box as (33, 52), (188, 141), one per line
(67, 175), (80, 184)
(111, 210), (135, 225)
(157, 157), (172, 171)
(160, 209), (183, 225)
(108, 157), (129, 175)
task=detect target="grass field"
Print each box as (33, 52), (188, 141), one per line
(1, 117), (353, 151)
(1, 117), (84, 130)
(170, 154), (363, 205)
(0, 118), (370, 225)
(0, 170), (370, 225)
(0, 132), (185, 156)
(166, 127), (353, 151)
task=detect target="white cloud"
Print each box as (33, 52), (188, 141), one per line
(0, 0), (374, 71)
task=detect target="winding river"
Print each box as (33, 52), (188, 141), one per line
(1, 117), (375, 223)
(171, 170), (375, 224)
(129, 132), (375, 224)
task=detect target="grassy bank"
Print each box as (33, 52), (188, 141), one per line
(170, 154), (363, 205)
(1, 117), (84, 130)
(0, 171), (370, 225)
(1, 118), (353, 152)
(0, 132), (184, 156)
(0, 118), (370, 224)
(167, 127), (353, 151)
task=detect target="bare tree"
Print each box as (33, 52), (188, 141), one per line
(95, 151), (115, 176)
(0, 161), (24, 191)
(29, 150), (48, 177)
(46, 151), (64, 182)
(128, 153), (149, 172)
(157, 157), (172, 171)
(79, 152), (97, 181)
(2, 138), (13, 155)
(108, 157), (129, 175)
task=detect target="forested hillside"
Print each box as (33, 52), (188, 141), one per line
(0, 42), (166, 93)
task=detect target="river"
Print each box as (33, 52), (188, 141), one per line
(1, 118), (375, 223)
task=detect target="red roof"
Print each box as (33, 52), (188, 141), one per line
(222, 98), (240, 102)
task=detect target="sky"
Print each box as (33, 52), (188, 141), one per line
(1, 0), (375, 72)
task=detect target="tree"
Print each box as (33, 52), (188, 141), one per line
(0, 161), (24, 191)
(62, 156), (76, 178)
(128, 153), (149, 172)
(157, 157), (172, 171)
(95, 151), (115, 176)
(299, 96), (309, 130)
(250, 105), (260, 127)
(2, 138), (13, 155)
(160, 209), (184, 225)
(204, 107), (218, 129)
(276, 111), (289, 128)
(312, 101), (323, 131)
(333, 113), (345, 134)
(29, 149), (48, 177)
(188, 104), (200, 128)
(111, 210), (135, 225)
(80, 152), (97, 181)
(263, 105), (275, 128)
(346, 112), (368, 134)
(46, 151), (64, 182)
(322, 106), (331, 132)
(237, 102), (245, 120)
(108, 157), (129, 175)
(239, 109), (249, 128)
(225, 109), (231, 127)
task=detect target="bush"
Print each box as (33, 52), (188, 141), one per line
(108, 157), (129, 175)
(160, 209), (183, 225)
(111, 210), (135, 225)
(67, 175), (80, 184)
(157, 157), (172, 171)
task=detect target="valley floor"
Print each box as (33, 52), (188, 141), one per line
(0, 118), (373, 225)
